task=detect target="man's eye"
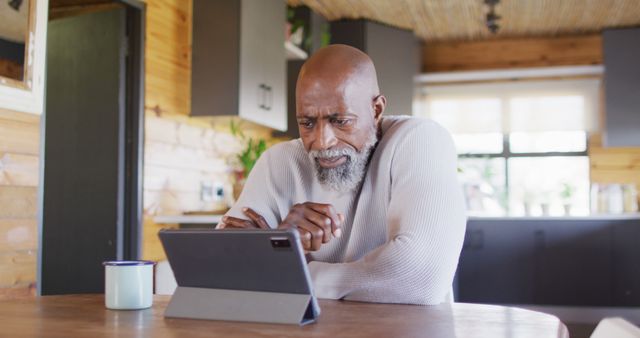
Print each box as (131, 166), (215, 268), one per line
(332, 118), (351, 126)
(299, 120), (314, 129)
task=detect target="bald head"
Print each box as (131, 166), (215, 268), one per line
(297, 44), (380, 100)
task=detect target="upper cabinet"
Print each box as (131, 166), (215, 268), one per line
(191, 0), (286, 131)
(330, 20), (419, 116)
(603, 28), (640, 147)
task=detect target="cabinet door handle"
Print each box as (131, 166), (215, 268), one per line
(258, 84), (268, 110)
(265, 85), (272, 111)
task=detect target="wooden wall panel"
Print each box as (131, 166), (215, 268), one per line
(0, 114), (40, 155)
(0, 187), (38, 219)
(0, 220), (38, 251)
(0, 251), (37, 288)
(423, 34), (603, 72)
(0, 153), (40, 187)
(144, 0), (192, 115)
(589, 134), (640, 205)
(0, 109), (40, 299)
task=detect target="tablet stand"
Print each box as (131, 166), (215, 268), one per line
(164, 286), (318, 325)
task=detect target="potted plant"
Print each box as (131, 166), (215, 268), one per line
(229, 120), (267, 200)
(560, 182), (576, 215)
(539, 191), (552, 216)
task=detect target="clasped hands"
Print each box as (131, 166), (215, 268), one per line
(217, 202), (343, 252)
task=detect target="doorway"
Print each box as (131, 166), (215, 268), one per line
(39, 0), (144, 295)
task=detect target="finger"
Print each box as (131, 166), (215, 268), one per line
(242, 207), (270, 229)
(296, 227), (312, 251)
(306, 203), (342, 237)
(222, 223), (250, 229)
(215, 222), (226, 229)
(296, 221), (323, 251)
(300, 208), (332, 243)
(222, 216), (258, 229)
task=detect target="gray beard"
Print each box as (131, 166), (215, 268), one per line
(308, 132), (378, 193)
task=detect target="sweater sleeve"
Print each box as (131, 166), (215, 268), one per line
(307, 121), (467, 305)
(224, 149), (279, 229)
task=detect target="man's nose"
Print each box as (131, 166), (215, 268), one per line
(316, 122), (338, 149)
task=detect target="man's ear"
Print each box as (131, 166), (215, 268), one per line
(373, 94), (386, 122)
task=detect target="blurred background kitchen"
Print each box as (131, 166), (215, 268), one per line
(1, 0), (639, 337)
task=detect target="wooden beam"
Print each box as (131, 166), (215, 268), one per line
(423, 34), (603, 73)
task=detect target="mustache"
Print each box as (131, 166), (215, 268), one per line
(308, 147), (356, 160)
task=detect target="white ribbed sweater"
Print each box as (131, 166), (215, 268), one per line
(226, 116), (467, 305)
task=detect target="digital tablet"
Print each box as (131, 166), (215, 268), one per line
(158, 228), (320, 325)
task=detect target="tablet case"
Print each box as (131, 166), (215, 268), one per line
(159, 229), (320, 325)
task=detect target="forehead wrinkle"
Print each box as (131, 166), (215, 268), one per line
(297, 105), (354, 118)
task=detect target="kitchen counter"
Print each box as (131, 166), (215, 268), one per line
(154, 214), (640, 224)
(153, 214), (223, 225)
(468, 213), (640, 221)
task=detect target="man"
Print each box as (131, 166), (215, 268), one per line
(218, 44), (466, 305)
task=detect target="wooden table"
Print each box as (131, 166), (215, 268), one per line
(0, 294), (569, 337)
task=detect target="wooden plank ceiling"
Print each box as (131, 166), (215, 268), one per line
(288, 0), (640, 41)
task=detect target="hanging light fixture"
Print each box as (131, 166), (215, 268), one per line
(484, 0), (501, 34)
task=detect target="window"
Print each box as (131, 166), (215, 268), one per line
(415, 79), (600, 217)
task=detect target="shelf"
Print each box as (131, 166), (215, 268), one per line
(285, 40), (308, 60)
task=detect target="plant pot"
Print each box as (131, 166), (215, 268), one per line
(563, 204), (572, 216)
(524, 203), (532, 216)
(540, 203), (550, 216)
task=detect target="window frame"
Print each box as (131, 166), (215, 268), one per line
(458, 133), (589, 214)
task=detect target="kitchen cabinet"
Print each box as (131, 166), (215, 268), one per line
(458, 217), (640, 307)
(603, 28), (640, 147)
(330, 20), (420, 116)
(533, 222), (612, 306)
(457, 221), (536, 304)
(611, 224), (640, 305)
(191, 0), (286, 131)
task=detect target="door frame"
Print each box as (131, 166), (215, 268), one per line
(120, 0), (145, 261)
(37, 0), (146, 295)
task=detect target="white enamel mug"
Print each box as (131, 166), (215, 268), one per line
(103, 261), (156, 310)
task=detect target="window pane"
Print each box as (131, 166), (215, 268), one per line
(459, 158), (507, 216)
(429, 98), (502, 134)
(508, 157), (590, 216)
(509, 96), (586, 132)
(453, 133), (503, 154)
(509, 131), (587, 153)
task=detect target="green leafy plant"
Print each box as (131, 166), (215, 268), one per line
(286, 6), (331, 52)
(560, 182), (576, 201)
(319, 23), (331, 49)
(287, 7), (305, 39)
(230, 120), (267, 179)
